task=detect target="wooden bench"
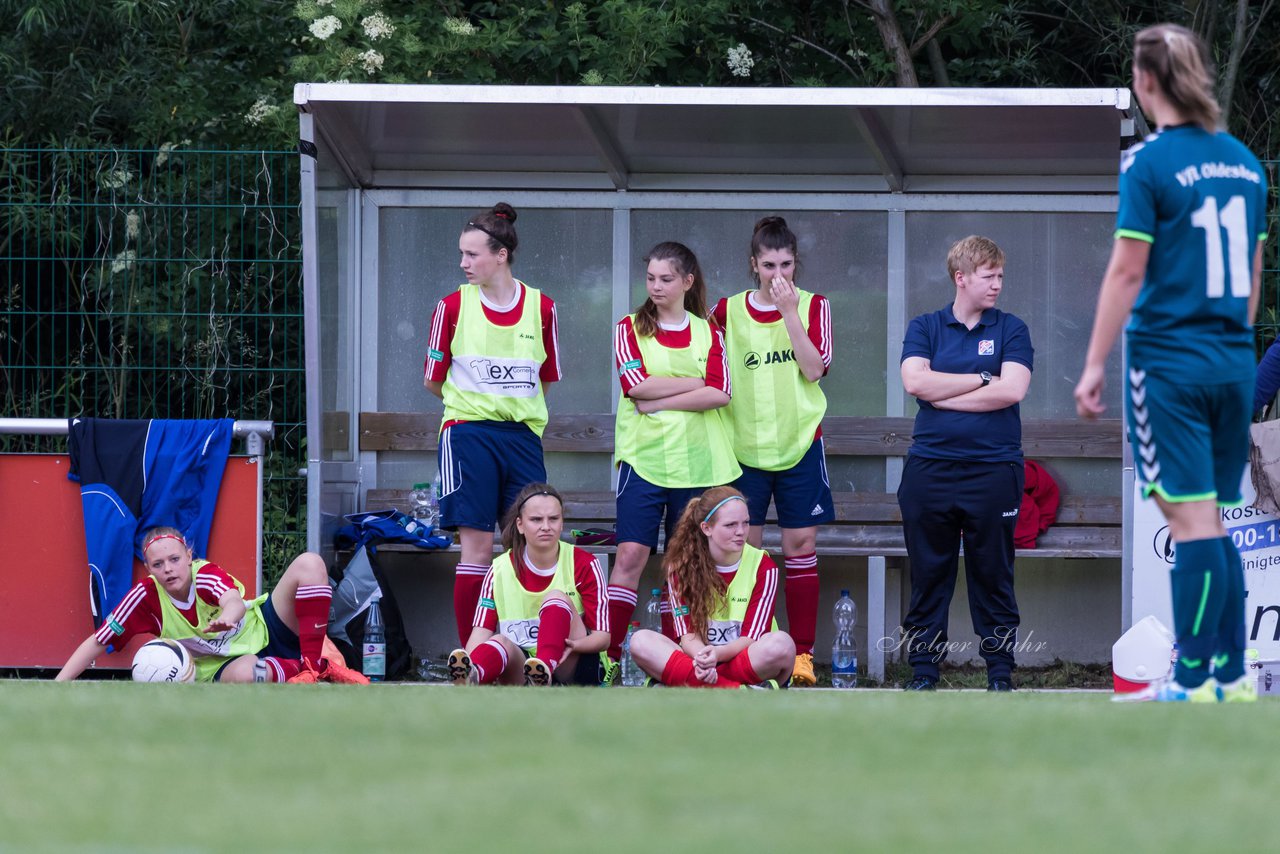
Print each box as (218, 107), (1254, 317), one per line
(352, 410), (1124, 679)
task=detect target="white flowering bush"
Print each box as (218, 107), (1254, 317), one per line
(359, 49), (385, 74)
(99, 167), (132, 189)
(244, 96), (280, 126)
(110, 250), (137, 274)
(362, 12), (394, 40)
(726, 42), (754, 78)
(443, 16), (478, 37)
(309, 15), (342, 40)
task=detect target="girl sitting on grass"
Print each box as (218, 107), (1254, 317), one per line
(57, 526), (366, 684)
(629, 486), (795, 688)
(448, 483), (610, 686)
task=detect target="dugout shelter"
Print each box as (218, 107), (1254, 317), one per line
(296, 85), (1144, 674)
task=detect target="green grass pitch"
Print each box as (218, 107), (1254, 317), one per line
(1, 683), (1276, 852)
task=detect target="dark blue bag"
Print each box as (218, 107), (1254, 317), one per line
(330, 509), (450, 680)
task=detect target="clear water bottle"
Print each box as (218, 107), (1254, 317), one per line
(621, 621), (644, 686)
(409, 482), (437, 533)
(363, 595), (386, 682)
(831, 589), (858, 689)
(644, 588), (662, 633)
(1246, 648), (1261, 692)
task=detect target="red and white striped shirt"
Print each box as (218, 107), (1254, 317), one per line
(94, 562), (238, 649)
(613, 315), (731, 397)
(473, 547), (609, 635)
(423, 282), (561, 386)
(668, 553), (779, 642)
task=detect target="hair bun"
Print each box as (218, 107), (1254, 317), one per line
(492, 202), (517, 223)
(753, 215), (787, 233)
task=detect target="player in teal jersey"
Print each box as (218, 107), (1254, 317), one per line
(1075, 23), (1268, 703)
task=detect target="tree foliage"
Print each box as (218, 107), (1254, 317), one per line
(2, 1), (1274, 151)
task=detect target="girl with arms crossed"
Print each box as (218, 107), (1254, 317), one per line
(448, 483), (609, 686)
(423, 203), (562, 645)
(629, 486), (795, 688)
(712, 216), (834, 686)
(607, 242), (741, 673)
(1074, 24), (1268, 702)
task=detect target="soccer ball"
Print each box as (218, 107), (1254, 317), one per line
(131, 639), (196, 683)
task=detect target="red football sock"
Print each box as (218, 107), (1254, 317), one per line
(535, 598), (573, 671)
(263, 657), (304, 682)
(293, 584), (332, 662)
(453, 563), (489, 645)
(606, 585), (638, 660)
(784, 552), (819, 656)
(470, 638), (507, 685)
(661, 649), (742, 689)
(717, 651), (762, 685)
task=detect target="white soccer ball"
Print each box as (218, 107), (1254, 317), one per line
(131, 639), (196, 683)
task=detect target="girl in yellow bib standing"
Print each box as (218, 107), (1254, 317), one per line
(423, 203), (562, 646)
(606, 242), (741, 671)
(711, 216), (834, 686)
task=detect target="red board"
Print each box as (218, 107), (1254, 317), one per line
(0, 454), (261, 670)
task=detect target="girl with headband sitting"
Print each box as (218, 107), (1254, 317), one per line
(628, 486), (795, 688)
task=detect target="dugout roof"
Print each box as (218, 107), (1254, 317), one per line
(294, 84), (1144, 193)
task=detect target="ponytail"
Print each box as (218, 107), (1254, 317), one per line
(634, 241), (708, 338)
(1134, 24), (1220, 133)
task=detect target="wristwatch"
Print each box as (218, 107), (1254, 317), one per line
(979, 371), (992, 387)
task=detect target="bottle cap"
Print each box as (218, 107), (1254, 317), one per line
(413, 482), (428, 490)
(630, 621), (641, 628)
(651, 588), (661, 596)
(840, 589), (850, 597)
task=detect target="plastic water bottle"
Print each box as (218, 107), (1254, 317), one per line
(363, 595), (386, 682)
(1246, 648), (1261, 693)
(409, 482), (437, 533)
(621, 622), (644, 686)
(831, 589), (858, 689)
(644, 588), (662, 633)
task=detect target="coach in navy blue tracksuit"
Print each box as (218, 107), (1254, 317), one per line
(897, 236), (1033, 692)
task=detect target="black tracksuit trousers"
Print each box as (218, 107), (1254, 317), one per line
(897, 455), (1024, 681)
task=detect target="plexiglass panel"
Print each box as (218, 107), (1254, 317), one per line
(316, 190), (353, 462)
(629, 210), (889, 417)
(903, 212), (1118, 418)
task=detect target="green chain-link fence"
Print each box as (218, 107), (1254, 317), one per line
(1254, 161), (1280, 348)
(1, 147), (304, 585)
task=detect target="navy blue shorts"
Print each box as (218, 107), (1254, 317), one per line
(735, 437), (836, 528)
(213, 595), (300, 681)
(1125, 369), (1251, 504)
(439, 420), (547, 531)
(615, 462), (704, 550)
(553, 651), (602, 686)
